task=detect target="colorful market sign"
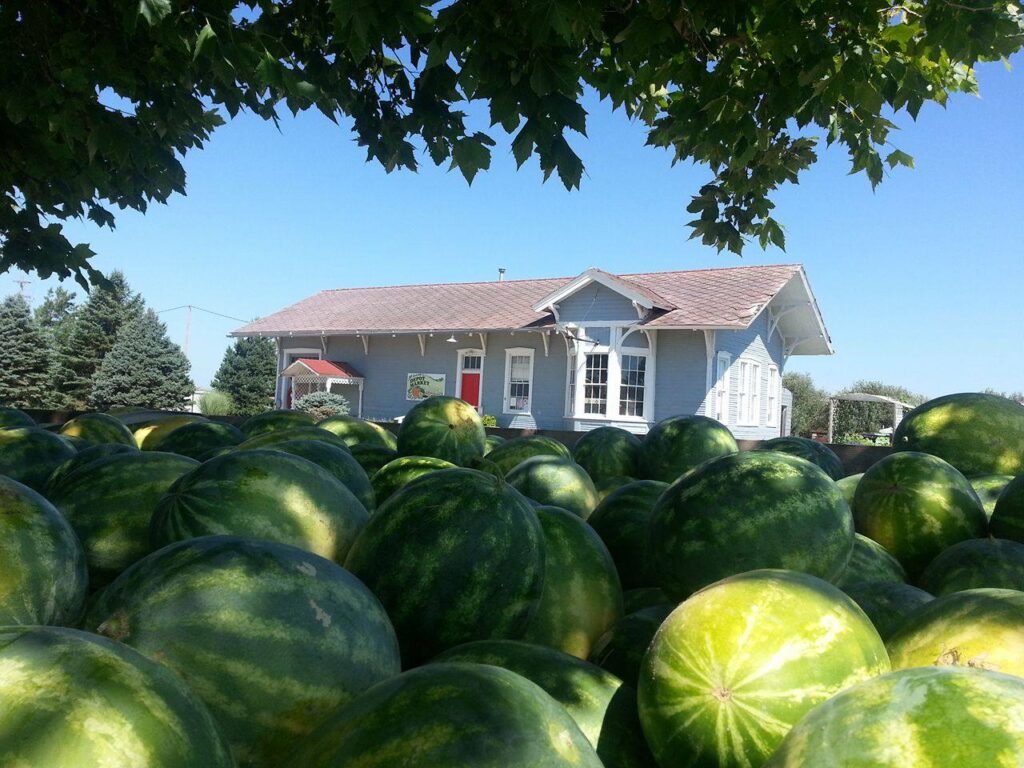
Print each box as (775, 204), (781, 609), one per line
(407, 373), (446, 400)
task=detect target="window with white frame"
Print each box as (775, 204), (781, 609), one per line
(503, 348), (534, 413)
(618, 354), (647, 417)
(566, 355), (577, 416)
(737, 359), (762, 425)
(583, 353), (609, 415)
(767, 365), (780, 426)
(714, 352), (731, 424)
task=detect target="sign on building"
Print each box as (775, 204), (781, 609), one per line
(406, 373), (446, 400)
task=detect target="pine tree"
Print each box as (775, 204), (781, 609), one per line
(34, 286), (79, 407)
(0, 294), (60, 408)
(89, 309), (194, 410)
(34, 286), (77, 329)
(212, 337), (278, 415)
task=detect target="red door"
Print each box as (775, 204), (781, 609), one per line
(460, 372), (481, 408)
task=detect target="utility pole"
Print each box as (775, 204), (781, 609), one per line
(13, 279), (30, 297)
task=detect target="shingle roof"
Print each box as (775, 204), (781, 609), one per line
(232, 264), (804, 336)
(282, 358), (364, 379)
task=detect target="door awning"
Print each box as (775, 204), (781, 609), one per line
(281, 358), (364, 383)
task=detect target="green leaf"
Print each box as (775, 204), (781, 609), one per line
(137, 0), (172, 26)
(193, 22), (217, 61)
(886, 149), (914, 169)
(451, 137), (492, 184)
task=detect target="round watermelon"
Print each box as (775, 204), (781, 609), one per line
(0, 406), (34, 429)
(919, 538), (1024, 595)
(132, 414), (208, 449)
(283, 662), (602, 768)
(853, 451), (987, 579)
(319, 414), (398, 448)
(396, 396), (486, 465)
(638, 570), (889, 768)
(763, 666), (1024, 767)
(86, 535), (400, 768)
(484, 434), (506, 454)
(588, 479), (669, 589)
(269, 438), (376, 512)
(840, 581), (934, 640)
(371, 455), (455, 505)
(240, 408), (316, 437)
(834, 533), (906, 588)
(571, 427), (642, 485)
(0, 476), (87, 626)
(345, 468), (545, 666)
(0, 427), (78, 490)
(835, 472), (862, 506)
(893, 392), (1024, 476)
(886, 587), (1024, 678)
(638, 415), (738, 483)
(44, 441), (139, 494)
(485, 435), (572, 475)
(237, 424), (352, 451)
(521, 505), (623, 659)
(971, 474), (1014, 518)
(143, 420), (246, 458)
(990, 474), (1024, 541)
(589, 604), (673, 688)
(48, 451), (199, 587)
(434, 640), (654, 768)
(58, 412), (136, 446)
(759, 435), (844, 480)
(0, 625), (233, 768)
(622, 586), (671, 614)
(648, 451), (855, 599)
(594, 475), (636, 501)
(348, 443), (398, 476)
(151, 449), (368, 564)
(506, 456), (600, 519)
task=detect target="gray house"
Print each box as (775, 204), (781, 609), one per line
(232, 264), (832, 438)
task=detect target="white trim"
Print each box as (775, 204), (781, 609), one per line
(455, 348), (485, 413)
(279, 347), (322, 409)
(562, 326), (656, 423)
(767, 364), (780, 427)
(736, 357), (763, 427)
(714, 352), (732, 425)
(503, 347), (536, 415)
(530, 268), (671, 313)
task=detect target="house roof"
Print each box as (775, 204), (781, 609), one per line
(280, 358), (364, 379)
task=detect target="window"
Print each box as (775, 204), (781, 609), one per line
(503, 348), (534, 414)
(714, 352), (731, 424)
(583, 353), (609, 415)
(737, 359), (762, 425)
(768, 365), (780, 426)
(566, 356), (577, 416)
(619, 354), (647, 417)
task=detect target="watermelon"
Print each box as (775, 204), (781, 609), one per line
(853, 451), (987, 578)
(521, 505), (623, 659)
(240, 408), (315, 437)
(396, 396), (486, 465)
(588, 479), (669, 589)
(0, 427), (77, 490)
(622, 587), (671, 614)
(589, 605), (673, 688)
(0, 626), (234, 768)
(485, 435), (572, 475)
(886, 588), (1024, 678)
(237, 424), (352, 451)
(893, 392), (1024, 476)
(269, 438), (376, 512)
(918, 538), (1024, 595)
(638, 414), (738, 483)
(571, 427), (642, 484)
(319, 414), (397, 448)
(0, 476), (87, 626)
(758, 435), (844, 480)
(648, 451), (855, 599)
(345, 468), (545, 666)
(150, 449), (368, 564)
(58, 412), (135, 446)
(434, 640), (654, 768)
(834, 533), (906, 588)
(44, 441), (138, 493)
(638, 569), (889, 768)
(990, 474), (1024, 541)
(840, 581), (934, 640)
(595, 475), (636, 501)
(86, 535), (400, 768)
(132, 414), (208, 449)
(348, 443), (398, 476)
(506, 456), (600, 519)
(370, 455), (455, 505)
(143, 420), (246, 458)
(0, 406), (34, 429)
(284, 662), (603, 768)
(970, 474), (1014, 517)
(484, 434), (506, 454)
(835, 472), (862, 506)
(48, 451), (199, 588)
(763, 666), (1024, 767)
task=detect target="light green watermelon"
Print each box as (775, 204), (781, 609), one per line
(370, 455), (455, 505)
(348, 443), (398, 476)
(132, 414), (208, 449)
(638, 415), (738, 483)
(86, 535), (400, 768)
(588, 479), (669, 589)
(485, 435), (572, 475)
(834, 533), (906, 588)
(971, 474), (1015, 517)
(759, 435), (844, 480)
(648, 451), (855, 599)
(589, 605), (673, 688)
(0, 427), (78, 490)
(396, 396), (486, 465)
(638, 570), (889, 768)
(237, 424), (352, 451)
(269, 438), (376, 512)
(506, 456), (600, 519)
(58, 412), (136, 446)
(143, 420), (246, 458)
(840, 581), (935, 640)
(571, 427), (642, 485)
(764, 666), (1024, 767)
(44, 441), (139, 493)
(990, 474), (1024, 541)
(0, 476), (87, 626)
(835, 472), (862, 506)
(240, 408), (315, 437)
(319, 414), (398, 449)
(0, 626), (234, 768)
(919, 538), (1024, 595)
(0, 406), (35, 429)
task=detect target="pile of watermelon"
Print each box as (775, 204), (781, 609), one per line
(1, 390), (1023, 767)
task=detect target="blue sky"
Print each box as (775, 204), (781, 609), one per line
(5, 56), (1022, 395)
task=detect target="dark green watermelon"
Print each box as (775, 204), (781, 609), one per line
(588, 479), (669, 589)
(237, 425), (352, 451)
(58, 412), (136, 446)
(319, 414), (398, 449)
(834, 533), (906, 588)
(622, 587), (671, 614)
(348, 443), (398, 476)
(483, 435), (572, 475)
(484, 434), (506, 454)
(506, 455), (600, 519)
(196, 445), (237, 462)
(971, 474), (1014, 518)
(144, 420), (246, 459)
(990, 474), (1024, 542)
(396, 396), (486, 465)
(268, 438), (376, 512)
(0, 406), (34, 429)
(840, 581), (935, 640)
(45, 442), (138, 494)
(240, 409), (316, 438)
(588, 605), (673, 688)
(638, 415), (738, 483)
(594, 475), (637, 501)
(370, 455), (455, 505)
(758, 436), (844, 480)
(571, 427), (642, 485)
(132, 414), (208, 449)
(0, 427), (78, 490)
(918, 538), (1024, 595)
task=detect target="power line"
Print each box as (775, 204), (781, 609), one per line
(156, 304), (251, 323)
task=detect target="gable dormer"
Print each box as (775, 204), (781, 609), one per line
(531, 268), (675, 324)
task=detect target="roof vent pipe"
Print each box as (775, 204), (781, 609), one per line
(498, 268), (506, 282)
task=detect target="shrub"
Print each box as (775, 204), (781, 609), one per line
(295, 390), (350, 421)
(200, 390), (235, 416)
(481, 414), (498, 427)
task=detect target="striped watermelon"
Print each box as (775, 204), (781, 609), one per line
(588, 479), (669, 589)
(886, 587), (1024, 678)
(639, 415), (738, 483)
(0, 476), (87, 626)
(639, 570), (889, 768)
(345, 468), (545, 666)
(370, 455), (455, 506)
(990, 474), (1024, 541)
(485, 435), (572, 475)
(143, 420), (246, 458)
(835, 472), (862, 506)
(0, 427), (78, 490)
(595, 475), (636, 501)
(237, 425), (352, 451)
(623, 587), (671, 613)
(0, 406), (34, 429)
(521, 505), (623, 659)
(893, 392), (1024, 476)
(434, 640), (654, 768)
(853, 451), (987, 578)
(58, 412), (136, 446)
(150, 449), (368, 564)
(396, 396), (486, 465)
(919, 538), (1024, 594)
(45, 442), (138, 493)
(284, 662), (603, 768)
(506, 456), (600, 519)
(758, 436), (844, 480)
(86, 535), (400, 768)
(319, 414), (398, 448)
(0, 626), (233, 768)
(348, 443), (398, 476)
(132, 414), (208, 449)
(840, 581), (934, 640)
(196, 445), (237, 462)
(764, 666), (1024, 767)
(589, 604), (673, 688)
(834, 533), (906, 588)
(267, 438), (376, 512)
(484, 434), (506, 454)
(240, 408), (315, 437)
(648, 452), (855, 599)
(970, 474), (1014, 517)
(571, 427), (642, 485)
(48, 451), (199, 588)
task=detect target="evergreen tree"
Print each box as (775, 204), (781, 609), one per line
(212, 337), (278, 415)
(34, 286), (77, 329)
(34, 286), (79, 406)
(89, 309), (194, 411)
(0, 294), (60, 408)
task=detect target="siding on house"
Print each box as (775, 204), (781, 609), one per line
(652, 330), (709, 422)
(556, 283), (639, 323)
(713, 311), (786, 440)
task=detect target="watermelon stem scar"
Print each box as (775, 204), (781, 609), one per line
(712, 687), (732, 702)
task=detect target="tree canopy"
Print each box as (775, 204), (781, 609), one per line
(833, 379), (926, 436)
(782, 371), (830, 437)
(2, 1), (1021, 286)
(212, 336), (278, 415)
(0, 293), (60, 409)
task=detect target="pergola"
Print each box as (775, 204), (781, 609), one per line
(280, 358), (365, 417)
(826, 392), (915, 444)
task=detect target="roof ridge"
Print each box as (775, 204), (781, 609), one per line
(620, 263), (802, 278)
